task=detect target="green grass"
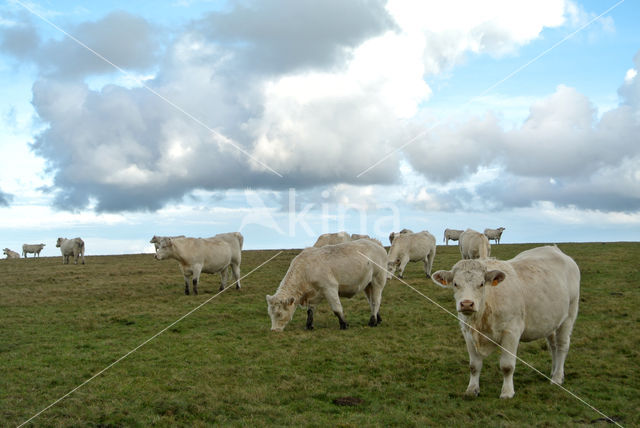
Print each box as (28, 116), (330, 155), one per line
(1, 243), (638, 427)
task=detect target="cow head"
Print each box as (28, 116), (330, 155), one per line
(266, 294), (296, 332)
(55, 237), (64, 248)
(431, 260), (505, 316)
(154, 238), (174, 260)
(387, 258), (401, 279)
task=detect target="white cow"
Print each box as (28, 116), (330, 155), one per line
(443, 228), (463, 245)
(22, 243), (45, 257)
(266, 239), (388, 331)
(150, 235), (185, 251)
(56, 237), (85, 265)
(431, 245), (580, 398)
(484, 227), (506, 244)
(459, 229), (491, 260)
(388, 228), (413, 245)
(155, 237), (239, 295)
(3, 248), (20, 259)
(387, 230), (437, 279)
(313, 231), (351, 247)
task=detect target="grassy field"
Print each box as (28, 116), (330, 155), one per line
(1, 242), (638, 427)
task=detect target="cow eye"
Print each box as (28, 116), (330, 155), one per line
(453, 282), (458, 288)
(479, 282), (484, 288)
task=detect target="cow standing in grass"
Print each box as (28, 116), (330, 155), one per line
(155, 236), (240, 295)
(267, 239), (388, 331)
(443, 228), (463, 245)
(56, 237), (85, 264)
(431, 245), (580, 398)
(484, 227), (506, 244)
(459, 229), (491, 260)
(22, 243), (45, 258)
(387, 230), (437, 279)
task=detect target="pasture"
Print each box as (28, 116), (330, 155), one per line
(1, 242), (638, 426)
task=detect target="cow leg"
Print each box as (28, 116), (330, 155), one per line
(398, 256), (409, 279)
(551, 302), (578, 385)
(306, 307), (315, 330)
(499, 332), (520, 399)
(230, 263), (241, 289)
(219, 266), (229, 291)
(463, 333), (483, 396)
(324, 287), (348, 330)
(546, 332), (558, 379)
(423, 250), (435, 279)
(183, 277), (190, 295)
(364, 283), (383, 327)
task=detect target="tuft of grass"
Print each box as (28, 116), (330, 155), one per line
(1, 243), (638, 426)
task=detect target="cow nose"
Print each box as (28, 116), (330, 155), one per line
(459, 300), (475, 313)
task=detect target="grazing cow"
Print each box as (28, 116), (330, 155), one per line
(459, 229), (491, 260)
(22, 243), (45, 258)
(313, 231), (351, 247)
(388, 228), (413, 245)
(387, 230), (437, 279)
(150, 235), (185, 251)
(3, 248), (20, 259)
(155, 237), (239, 295)
(443, 228), (463, 245)
(484, 227), (506, 244)
(266, 239), (388, 331)
(56, 237), (85, 264)
(431, 245), (580, 398)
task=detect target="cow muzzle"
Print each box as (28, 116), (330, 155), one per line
(458, 300), (476, 315)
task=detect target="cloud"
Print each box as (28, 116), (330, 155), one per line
(0, 189), (13, 206)
(1, 11), (159, 78)
(4, 1), (605, 213)
(406, 73), (640, 212)
(196, 0), (396, 75)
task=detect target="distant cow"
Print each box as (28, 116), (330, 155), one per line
(155, 236), (240, 295)
(3, 248), (20, 259)
(484, 227), (506, 244)
(431, 245), (580, 398)
(387, 230), (437, 279)
(459, 229), (491, 260)
(443, 228), (463, 245)
(313, 231), (351, 247)
(22, 243), (45, 258)
(267, 239), (388, 331)
(388, 228), (413, 245)
(56, 237), (85, 264)
(150, 235), (185, 251)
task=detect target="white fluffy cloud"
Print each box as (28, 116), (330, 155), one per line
(5, 0), (633, 214)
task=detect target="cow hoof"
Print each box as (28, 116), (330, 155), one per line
(368, 316), (377, 327)
(219, 285), (224, 291)
(306, 325), (314, 331)
(464, 388), (479, 397)
(235, 284), (241, 290)
(340, 322), (349, 330)
(426, 274), (431, 279)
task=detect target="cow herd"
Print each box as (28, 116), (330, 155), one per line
(2, 238), (85, 264)
(4, 226), (581, 398)
(153, 226), (580, 398)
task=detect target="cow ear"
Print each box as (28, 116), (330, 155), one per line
(432, 270), (453, 288)
(485, 270), (506, 286)
(266, 294), (274, 304)
(286, 297), (295, 306)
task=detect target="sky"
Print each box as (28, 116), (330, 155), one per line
(0, 0), (639, 256)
